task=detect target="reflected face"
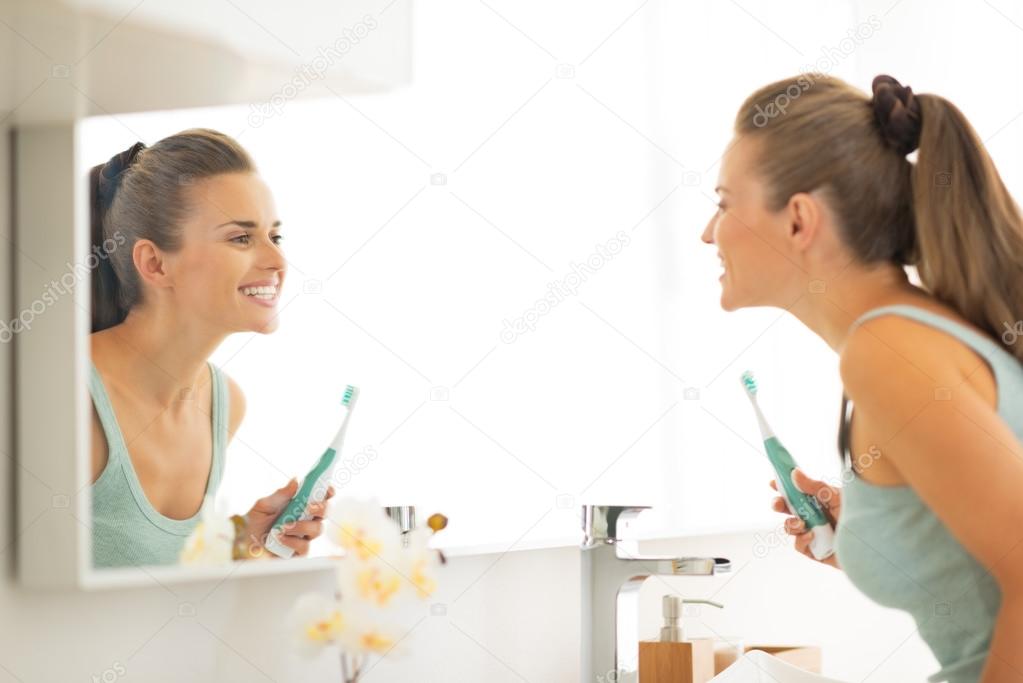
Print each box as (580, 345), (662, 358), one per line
(700, 136), (803, 311)
(166, 172), (286, 334)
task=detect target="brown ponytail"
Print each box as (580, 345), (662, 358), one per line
(911, 93), (1023, 359)
(89, 163), (126, 332)
(89, 128), (255, 333)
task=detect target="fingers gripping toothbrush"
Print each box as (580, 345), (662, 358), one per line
(263, 385), (360, 559)
(740, 371), (835, 560)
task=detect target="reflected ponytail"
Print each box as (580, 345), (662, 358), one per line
(89, 142), (144, 332)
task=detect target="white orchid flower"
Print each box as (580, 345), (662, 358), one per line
(326, 497), (401, 562)
(286, 592), (345, 658)
(288, 496), (446, 665)
(179, 496), (234, 566)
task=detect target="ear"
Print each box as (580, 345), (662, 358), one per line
(132, 239), (172, 290)
(785, 191), (821, 253)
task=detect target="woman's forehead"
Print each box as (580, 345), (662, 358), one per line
(186, 173), (276, 224)
(718, 136), (767, 200)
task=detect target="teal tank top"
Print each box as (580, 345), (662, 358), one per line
(834, 304), (1023, 683)
(89, 360), (229, 569)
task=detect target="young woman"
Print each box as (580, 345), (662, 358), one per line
(702, 75), (1023, 683)
(89, 129), (332, 568)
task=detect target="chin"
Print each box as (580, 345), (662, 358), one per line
(253, 317), (281, 334)
(717, 276), (752, 312)
(718, 282), (737, 311)
(719, 296), (741, 312)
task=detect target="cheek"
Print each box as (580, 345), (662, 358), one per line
(716, 217), (748, 262)
(176, 247), (239, 294)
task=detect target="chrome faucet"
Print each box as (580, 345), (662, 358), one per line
(384, 505), (415, 547)
(581, 505), (731, 683)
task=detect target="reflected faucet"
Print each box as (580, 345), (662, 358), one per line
(580, 505), (731, 683)
(384, 505), (415, 547)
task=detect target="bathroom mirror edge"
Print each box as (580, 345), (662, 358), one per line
(15, 122), (84, 591)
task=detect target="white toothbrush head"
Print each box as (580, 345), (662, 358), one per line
(341, 385), (360, 408)
(740, 370), (774, 438)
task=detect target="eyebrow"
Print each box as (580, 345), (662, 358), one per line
(714, 186), (730, 194)
(216, 220), (282, 230)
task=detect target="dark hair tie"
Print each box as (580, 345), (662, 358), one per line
(871, 75), (922, 156)
(97, 141), (146, 212)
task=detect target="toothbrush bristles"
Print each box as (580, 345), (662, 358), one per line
(740, 370), (757, 395)
(341, 385), (360, 407)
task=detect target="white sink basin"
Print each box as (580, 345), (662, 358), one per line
(710, 649), (846, 683)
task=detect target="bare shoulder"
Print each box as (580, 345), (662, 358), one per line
(839, 299), (998, 419)
(224, 371), (246, 441)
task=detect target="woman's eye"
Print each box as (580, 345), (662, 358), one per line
(716, 203), (726, 213)
(230, 234), (283, 245)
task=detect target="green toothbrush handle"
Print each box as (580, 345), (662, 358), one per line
(764, 437), (831, 529)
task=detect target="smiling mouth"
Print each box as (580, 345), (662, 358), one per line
(239, 285), (279, 306)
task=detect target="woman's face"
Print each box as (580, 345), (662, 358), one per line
(701, 136), (808, 311)
(164, 172), (286, 334)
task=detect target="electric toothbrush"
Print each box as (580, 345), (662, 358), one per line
(740, 370), (834, 560)
(263, 384), (360, 559)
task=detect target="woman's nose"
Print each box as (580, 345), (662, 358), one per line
(701, 216), (715, 244)
(259, 236), (287, 272)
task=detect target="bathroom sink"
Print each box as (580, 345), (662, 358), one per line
(710, 650), (846, 683)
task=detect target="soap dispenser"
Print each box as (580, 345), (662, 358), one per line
(639, 595), (723, 683)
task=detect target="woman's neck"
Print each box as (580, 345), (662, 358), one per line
(788, 262), (923, 353)
(94, 307), (227, 410)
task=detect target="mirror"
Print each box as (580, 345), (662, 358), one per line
(77, 91), (676, 572)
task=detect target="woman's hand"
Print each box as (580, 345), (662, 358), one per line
(770, 467), (842, 569)
(239, 478), (336, 559)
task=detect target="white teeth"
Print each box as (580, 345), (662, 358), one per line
(241, 285), (277, 299)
